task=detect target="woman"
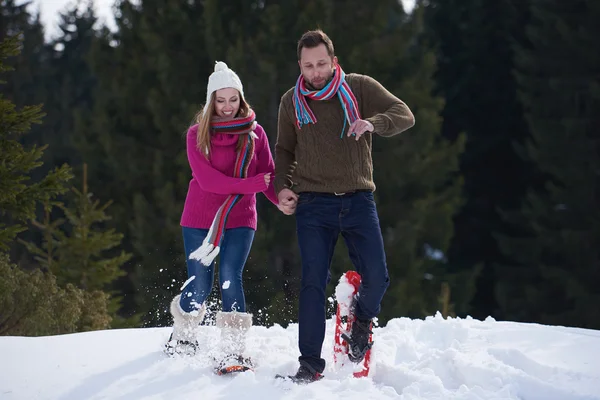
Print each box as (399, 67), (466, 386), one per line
(166, 62), (278, 373)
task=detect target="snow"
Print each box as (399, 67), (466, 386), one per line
(180, 276), (195, 291)
(1, 313), (599, 400)
(424, 244), (446, 262)
(334, 274), (356, 317)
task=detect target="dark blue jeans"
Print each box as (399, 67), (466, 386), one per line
(180, 226), (255, 313)
(295, 191), (390, 373)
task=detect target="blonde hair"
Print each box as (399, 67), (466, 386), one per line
(194, 91), (252, 159)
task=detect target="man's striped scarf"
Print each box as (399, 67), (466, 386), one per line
(292, 64), (361, 138)
(189, 110), (257, 266)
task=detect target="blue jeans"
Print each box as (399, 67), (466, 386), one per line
(180, 226), (255, 313)
(295, 191), (390, 373)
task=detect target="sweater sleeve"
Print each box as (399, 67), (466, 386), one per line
(254, 124), (279, 206)
(359, 74), (415, 137)
(274, 91), (298, 194)
(186, 126), (266, 195)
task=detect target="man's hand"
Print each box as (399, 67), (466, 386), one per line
(264, 173), (271, 188)
(348, 119), (374, 141)
(277, 188), (298, 215)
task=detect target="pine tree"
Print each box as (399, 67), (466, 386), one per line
(0, 0), (74, 266)
(42, 0), (99, 168)
(496, 0), (600, 329)
(0, 34), (72, 250)
(0, 0), (48, 109)
(0, 35), (110, 336)
(20, 164), (134, 327)
(424, 0), (532, 319)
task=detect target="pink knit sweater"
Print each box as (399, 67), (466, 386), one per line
(180, 123), (278, 230)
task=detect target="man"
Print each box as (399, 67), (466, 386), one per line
(275, 29), (415, 383)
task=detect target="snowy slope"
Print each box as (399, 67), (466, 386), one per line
(1, 314), (599, 400)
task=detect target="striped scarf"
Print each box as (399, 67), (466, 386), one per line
(293, 64), (361, 138)
(189, 110), (257, 266)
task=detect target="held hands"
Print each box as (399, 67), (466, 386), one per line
(264, 172), (271, 188)
(348, 119), (374, 141)
(277, 188), (298, 215)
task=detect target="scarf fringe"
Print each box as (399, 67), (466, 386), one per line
(189, 242), (221, 266)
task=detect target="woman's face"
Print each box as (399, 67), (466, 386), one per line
(214, 88), (240, 118)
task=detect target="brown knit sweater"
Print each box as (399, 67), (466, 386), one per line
(275, 73), (415, 194)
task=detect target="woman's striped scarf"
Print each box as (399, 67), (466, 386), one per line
(189, 110), (257, 266)
(293, 64), (361, 138)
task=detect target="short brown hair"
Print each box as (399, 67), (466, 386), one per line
(297, 29), (335, 60)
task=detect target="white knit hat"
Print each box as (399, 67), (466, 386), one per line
(205, 61), (244, 111)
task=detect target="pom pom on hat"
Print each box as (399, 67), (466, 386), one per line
(205, 61), (244, 111)
(214, 61), (228, 72)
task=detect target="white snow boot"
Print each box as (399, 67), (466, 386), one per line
(214, 311), (253, 373)
(164, 294), (206, 356)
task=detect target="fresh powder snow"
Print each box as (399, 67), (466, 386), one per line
(1, 313), (599, 399)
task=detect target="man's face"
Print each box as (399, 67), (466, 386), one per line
(299, 43), (337, 89)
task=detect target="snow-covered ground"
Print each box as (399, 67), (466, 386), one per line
(1, 313), (599, 400)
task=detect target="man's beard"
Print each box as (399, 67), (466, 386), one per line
(311, 78), (326, 89)
(309, 71), (334, 89)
